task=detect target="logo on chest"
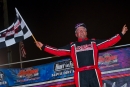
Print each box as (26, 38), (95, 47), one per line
(76, 44), (93, 52)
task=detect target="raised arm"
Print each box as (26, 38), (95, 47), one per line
(97, 24), (128, 50)
(35, 41), (70, 56)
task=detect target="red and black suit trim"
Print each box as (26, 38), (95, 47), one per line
(42, 33), (123, 87)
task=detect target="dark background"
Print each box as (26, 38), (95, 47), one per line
(0, 0), (130, 68)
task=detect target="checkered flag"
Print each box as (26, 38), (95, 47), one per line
(0, 8), (32, 49)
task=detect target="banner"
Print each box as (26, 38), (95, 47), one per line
(99, 47), (130, 71)
(0, 58), (74, 87)
(0, 47), (130, 87)
(103, 76), (130, 87)
(99, 47), (130, 87)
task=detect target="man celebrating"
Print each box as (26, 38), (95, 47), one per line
(36, 23), (128, 87)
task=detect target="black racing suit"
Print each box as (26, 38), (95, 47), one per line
(42, 33), (123, 87)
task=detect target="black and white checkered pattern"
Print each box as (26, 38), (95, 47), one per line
(0, 8), (32, 49)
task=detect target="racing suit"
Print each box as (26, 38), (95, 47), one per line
(42, 33), (123, 87)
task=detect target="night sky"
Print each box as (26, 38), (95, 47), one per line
(0, 0), (130, 68)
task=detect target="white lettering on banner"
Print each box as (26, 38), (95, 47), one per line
(0, 81), (7, 85)
(112, 82), (115, 87)
(52, 60), (74, 77)
(121, 83), (127, 87)
(52, 72), (63, 77)
(103, 82), (127, 87)
(54, 60), (73, 72)
(52, 70), (74, 77)
(0, 71), (7, 85)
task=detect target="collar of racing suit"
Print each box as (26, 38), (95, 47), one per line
(78, 37), (88, 42)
